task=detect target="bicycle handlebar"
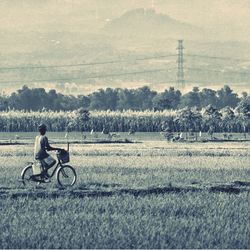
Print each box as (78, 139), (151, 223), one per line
(57, 143), (69, 153)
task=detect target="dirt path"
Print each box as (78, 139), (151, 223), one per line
(1, 181), (249, 199)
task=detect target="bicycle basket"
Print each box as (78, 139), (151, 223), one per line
(58, 151), (70, 163)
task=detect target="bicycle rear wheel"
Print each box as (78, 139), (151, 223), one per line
(56, 165), (76, 187)
(21, 165), (41, 187)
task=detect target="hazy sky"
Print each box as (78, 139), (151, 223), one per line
(1, 0), (250, 41)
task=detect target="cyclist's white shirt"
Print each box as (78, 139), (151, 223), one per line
(34, 135), (41, 159)
(34, 135), (49, 160)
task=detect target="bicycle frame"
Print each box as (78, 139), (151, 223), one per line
(25, 154), (64, 181)
(45, 161), (61, 178)
(40, 153), (66, 177)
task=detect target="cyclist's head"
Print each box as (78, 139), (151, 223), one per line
(38, 124), (47, 135)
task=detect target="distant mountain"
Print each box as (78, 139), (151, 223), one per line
(1, 8), (250, 95)
(103, 8), (207, 41)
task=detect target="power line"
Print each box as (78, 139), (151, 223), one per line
(1, 65), (249, 85)
(0, 54), (177, 71)
(186, 54), (250, 62)
(157, 79), (247, 84)
(0, 68), (175, 85)
(184, 79), (248, 84)
(186, 67), (250, 75)
(1, 53), (248, 71)
(136, 54), (176, 61)
(0, 60), (127, 70)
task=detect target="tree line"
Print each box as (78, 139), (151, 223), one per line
(0, 95), (249, 135)
(0, 85), (246, 111)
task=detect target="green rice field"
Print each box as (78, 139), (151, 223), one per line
(0, 133), (249, 248)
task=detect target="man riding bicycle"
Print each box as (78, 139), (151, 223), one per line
(34, 124), (64, 181)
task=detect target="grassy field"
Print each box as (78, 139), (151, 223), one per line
(0, 131), (249, 144)
(0, 136), (249, 248)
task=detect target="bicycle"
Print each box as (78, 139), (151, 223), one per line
(21, 145), (77, 188)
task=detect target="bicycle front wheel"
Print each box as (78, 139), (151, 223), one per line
(56, 165), (76, 187)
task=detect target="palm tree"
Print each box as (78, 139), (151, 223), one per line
(203, 105), (222, 139)
(76, 108), (90, 141)
(175, 107), (202, 140)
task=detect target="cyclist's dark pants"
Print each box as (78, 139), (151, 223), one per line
(40, 160), (54, 173)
